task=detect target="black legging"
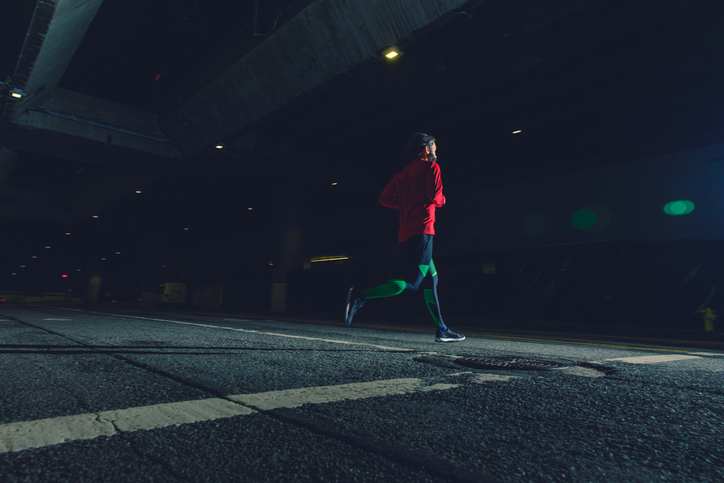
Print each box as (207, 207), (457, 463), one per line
(363, 234), (445, 329)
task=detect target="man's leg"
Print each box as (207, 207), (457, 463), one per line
(345, 279), (406, 327)
(345, 236), (425, 327)
(422, 259), (446, 330)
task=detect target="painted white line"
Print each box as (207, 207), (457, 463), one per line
(604, 354), (701, 364)
(43, 318), (70, 321)
(565, 366), (607, 378)
(467, 373), (520, 383)
(0, 376), (474, 454)
(688, 352), (724, 357)
(98, 398), (253, 432)
(229, 378), (459, 411)
(60, 309), (415, 352)
(0, 413), (115, 454)
(0, 398), (251, 453)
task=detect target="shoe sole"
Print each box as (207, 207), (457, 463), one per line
(435, 336), (466, 342)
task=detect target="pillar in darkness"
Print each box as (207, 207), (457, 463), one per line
(271, 189), (304, 313)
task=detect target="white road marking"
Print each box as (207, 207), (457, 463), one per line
(604, 354), (701, 364)
(565, 366), (607, 378)
(688, 352), (724, 357)
(229, 378), (459, 411)
(0, 398), (250, 453)
(0, 413), (115, 454)
(467, 373), (520, 383)
(1, 375), (490, 454)
(43, 318), (70, 321)
(99, 398), (253, 432)
(60, 309), (416, 352)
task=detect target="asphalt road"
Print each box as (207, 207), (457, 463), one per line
(0, 306), (722, 482)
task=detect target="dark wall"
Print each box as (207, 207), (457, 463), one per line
(288, 240), (724, 331)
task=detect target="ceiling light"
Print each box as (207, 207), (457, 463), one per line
(135, 190), (142, 194)
(382, 46), (403, 60)
(9, 88), (26, 99)
(331, 182), (338, 186)
(215, 143), (225, 149)
(65, 232), (71, 236)
(512, 130), (522, 134)
(92, 215), (99, 219)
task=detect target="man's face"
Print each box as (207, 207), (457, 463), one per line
(426, 141), (437, 162)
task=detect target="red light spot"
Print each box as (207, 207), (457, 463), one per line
(61, 274), (68, 278)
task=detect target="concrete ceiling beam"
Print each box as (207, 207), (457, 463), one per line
(161, 0), (475, 159)
(2, 127), (178, 176)
(4, 0), (104, 121)
(15, 89), (178, 159)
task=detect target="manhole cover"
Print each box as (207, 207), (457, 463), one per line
(455, 356), (568, 371)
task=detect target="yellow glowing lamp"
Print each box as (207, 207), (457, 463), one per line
(310, 256), (350, 263)
(382, 46), (402, 60)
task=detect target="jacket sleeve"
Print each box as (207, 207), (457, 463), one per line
(427, 163), (446, 207)
(378, 176), (399, 209)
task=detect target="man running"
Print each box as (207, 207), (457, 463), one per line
(345, 133), (465, 342)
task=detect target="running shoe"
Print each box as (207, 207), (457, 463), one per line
(345, 286), (365, 327)
(435, 327), (466, 342)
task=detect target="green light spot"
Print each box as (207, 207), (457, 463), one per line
(571, 209), (597, 230)
(664, 200), (695, 216)
(670, 201), (687, 215)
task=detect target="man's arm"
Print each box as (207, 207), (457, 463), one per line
(426, 162), (446, 207)
(378, 175), (399, 209)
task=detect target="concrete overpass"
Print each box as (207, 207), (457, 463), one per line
(1, 0), (723, 312)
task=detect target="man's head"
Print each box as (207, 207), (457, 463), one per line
(405, 133), (437, 162)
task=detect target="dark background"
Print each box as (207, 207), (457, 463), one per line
(1, 0), (723, 328)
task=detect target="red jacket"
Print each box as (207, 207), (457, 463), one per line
(378, 158), (446, 242)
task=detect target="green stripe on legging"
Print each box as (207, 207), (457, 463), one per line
(364, 279), (407, 299)
(418, 263), (430, 278)
(424, 288), (444, 328)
